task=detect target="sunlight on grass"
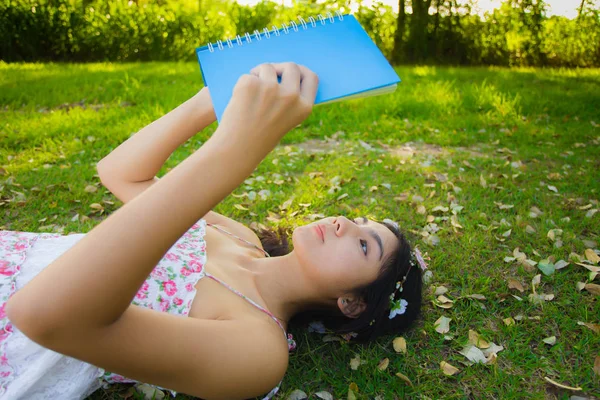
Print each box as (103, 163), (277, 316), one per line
(1, 64), (599, 400)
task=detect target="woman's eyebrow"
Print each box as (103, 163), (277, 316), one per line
(360, 216), (383, 261)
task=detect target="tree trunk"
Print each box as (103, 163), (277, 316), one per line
(432, 0), (442, 61)
(391, 0), (406, 64)
(407, 0), (433, 63)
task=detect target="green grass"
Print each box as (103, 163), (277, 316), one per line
(1, 61), (599, 400)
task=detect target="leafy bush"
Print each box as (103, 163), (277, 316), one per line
(1, 0), (599, 67)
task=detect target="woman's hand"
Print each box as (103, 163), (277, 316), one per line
(213, 62), (319, 158)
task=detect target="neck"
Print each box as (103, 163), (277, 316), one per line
(244, 251), (338, 328)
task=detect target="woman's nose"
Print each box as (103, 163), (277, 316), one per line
(333, 216), (351, 236)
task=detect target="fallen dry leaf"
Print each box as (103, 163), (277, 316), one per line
(349, 382), (358, 392)
(395, 371), (413, 386)
(554, 260), (570, 270)
(434, 286), (449, 295)
(349, 355), (366, 370)
(460, 344), (488, 364)
(463, 294), (486, 300)
(594, 355), (600, 377)
(529, 293), (554, 304)
(347, 389), (356, 400)
(508, 278), (525, 293)
(377, 358), (389, 371)
(434, 316), (452, 334)
(393, 337), (407, 354)
(481, 342), (504, 357)
(451, 215), (463, 229)
(577, 321), (600, 334)
(585, 249), (600, 264)
(288, 389), (308, 400)
(575, 262), (600, 273)
(468, 330), (491, 348)
(480, 174), (487, 188)
(503, 317), (515, 326)
(576, 282), (587, 291)
(440, 361), (460, 375)
(315, 391), (333, 400)
(543, 377), (582, 391)
(542, 336), (557, 345)
(584, 283), (600, 296)
(529, 206), (543, 218)
(514, 247), (527, 261)
(280, 197), (294, 210)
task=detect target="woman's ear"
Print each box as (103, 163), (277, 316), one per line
(338, 297), (367, 319)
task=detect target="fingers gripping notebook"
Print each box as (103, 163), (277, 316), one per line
(195, 12), (401, 123)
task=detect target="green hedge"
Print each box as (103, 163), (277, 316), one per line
(1, 0), (599, 67)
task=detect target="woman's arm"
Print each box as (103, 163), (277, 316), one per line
(96, 87), (216, 182)
(6, 63), (318, 340)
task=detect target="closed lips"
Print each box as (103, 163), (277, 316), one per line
(315, 225), (324, 241)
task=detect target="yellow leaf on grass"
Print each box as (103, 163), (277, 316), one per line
(393, 337), (407, 353)
(437, 295), (454, 304)
(594, 356), (600, 377)
(585, 249), (600, 264)
(503, 317), (515, 326)
(234, 204), (248, 211)
(395, 371), (413, 386)
(377, 358), (389, 371)
(440, 361), (460, 376)
(468, 330), (491, 348)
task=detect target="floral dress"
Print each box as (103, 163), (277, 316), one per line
(0, 218), (295, 400)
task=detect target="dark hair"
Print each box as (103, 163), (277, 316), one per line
(253, 221), (423, 344)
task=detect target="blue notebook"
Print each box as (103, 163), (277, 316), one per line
(195, 12), (401, 123)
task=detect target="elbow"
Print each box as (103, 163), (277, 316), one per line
(5, 296), (57, 345)
(5, 297), (42, 341)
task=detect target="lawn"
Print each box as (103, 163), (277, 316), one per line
(1, 62), (599, 399)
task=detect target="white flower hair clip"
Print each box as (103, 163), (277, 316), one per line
(388, 247), (428, 320)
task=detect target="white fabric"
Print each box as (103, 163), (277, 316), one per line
(2, 233), (106, 400)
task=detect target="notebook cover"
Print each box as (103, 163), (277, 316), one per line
(195, 14), (400, 123)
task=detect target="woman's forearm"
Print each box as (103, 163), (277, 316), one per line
(97, 87), (216, 182)
(7, 133), (262, 338)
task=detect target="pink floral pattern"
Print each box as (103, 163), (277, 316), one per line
(0, 230), (62, 396)
(1, 219), (293, 399)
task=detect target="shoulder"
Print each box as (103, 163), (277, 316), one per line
(203, 210), (264, 249)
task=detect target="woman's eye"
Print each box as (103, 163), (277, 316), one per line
(360, 239), (368, 256)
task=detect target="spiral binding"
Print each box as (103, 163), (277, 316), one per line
(206, 11), (345, 53)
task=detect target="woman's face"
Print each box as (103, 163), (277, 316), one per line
(292, 216), (400, 297)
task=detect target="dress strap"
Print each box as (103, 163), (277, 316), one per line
(203, 273), (296, 351)
(204, 221), (296, 351)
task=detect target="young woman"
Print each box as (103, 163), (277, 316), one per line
(1, 63), (424, 400)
